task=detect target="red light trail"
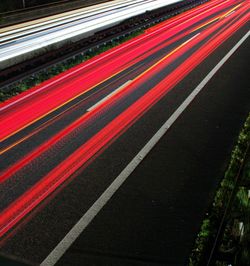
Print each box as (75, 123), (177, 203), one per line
(0, 0), (238, 141)
(0, 0), (248, 238)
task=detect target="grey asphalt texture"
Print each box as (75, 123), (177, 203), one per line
(56, 26), (250, 265)
(0, 22), (249, 266)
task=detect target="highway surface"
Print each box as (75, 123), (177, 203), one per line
(0, 0), (249, 264)
(0, 0), (181, 63)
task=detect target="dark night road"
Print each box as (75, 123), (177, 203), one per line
(0, 0), (249, 264)
(56, 26), (250, 266)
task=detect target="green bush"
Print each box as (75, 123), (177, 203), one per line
(0, 29), (144, 102)
(189, 113), (250, 265)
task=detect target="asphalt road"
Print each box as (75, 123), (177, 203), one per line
(55, 25), (250, 266)
(0, 0), (249, 264)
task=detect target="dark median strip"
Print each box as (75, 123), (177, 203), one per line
(0, 29), (143, 102)
(189, 113), (250, 266)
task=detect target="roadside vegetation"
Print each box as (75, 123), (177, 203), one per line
(189, 113), (250, 265)
(0, 30), (143, 102)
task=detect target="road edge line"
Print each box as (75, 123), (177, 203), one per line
(40, 30), (250, 266)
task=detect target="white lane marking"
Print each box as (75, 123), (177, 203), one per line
(225, 10), (236, 18)
(87, 80), (132, 112)
(188, 32), (201, 42)
(41, 30), (250, 266)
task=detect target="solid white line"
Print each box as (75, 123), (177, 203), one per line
(41, 30), (249, 266)
(187, 32), (200, 42)
(225, 10), (236, 18)
(87, 80), (132, 112)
